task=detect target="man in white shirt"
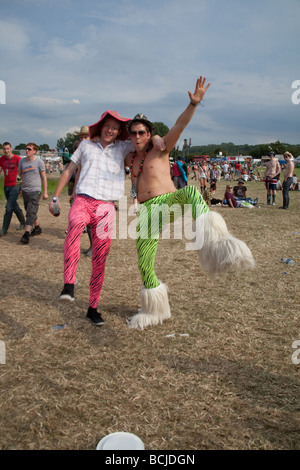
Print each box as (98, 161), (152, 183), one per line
(50, 110), (163, 326)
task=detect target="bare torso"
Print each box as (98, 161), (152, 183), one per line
(284, 160), (294, 179)
(265, 159), (280, 178)
(126, 149), (176, 203)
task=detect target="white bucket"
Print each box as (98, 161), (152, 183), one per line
(96, 432), (145, 450)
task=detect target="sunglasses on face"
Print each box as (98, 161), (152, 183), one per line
(130, 130), (147, 136)
(26, 147), (33, 151)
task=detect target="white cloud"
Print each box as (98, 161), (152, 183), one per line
(0, 0), (299, 147)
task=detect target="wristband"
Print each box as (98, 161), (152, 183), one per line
(190, 101), (198, 107)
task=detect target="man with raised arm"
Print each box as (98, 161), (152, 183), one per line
(125, 76), (255, 329)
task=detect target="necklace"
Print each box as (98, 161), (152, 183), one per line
(130, 152), (147, 178)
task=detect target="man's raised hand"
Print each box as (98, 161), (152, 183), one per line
(188, 76), (210, 106)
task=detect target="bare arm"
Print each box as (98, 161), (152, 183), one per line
(41, 171), (48, 200)
(54, 162), (78, 198)
(163, 76), (210, 152)
(49, 161), (78, 214)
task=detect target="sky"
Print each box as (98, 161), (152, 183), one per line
(0, 0), (299, 150)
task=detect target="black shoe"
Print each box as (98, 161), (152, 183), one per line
(59, 284), (75, 302)
(279, 206), (287, 210)
(86, 307), (105, 326)
(20, 232), (30, 244)
(30, 226), (42, 236)
(0, 229), (7, 237)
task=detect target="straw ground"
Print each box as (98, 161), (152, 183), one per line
(0, 174), (299, 450)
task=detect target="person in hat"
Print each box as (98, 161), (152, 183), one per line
(264, 152), (281, 205)
(77, 125), (89, 140)
(49, 110), (164, 326)
(279, 151), (294, 210)
(233, 179), (247, 199)
(233, 180), (258, 205)
(125, 76), (255, 330)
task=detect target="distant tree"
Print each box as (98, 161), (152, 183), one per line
(57, 133), (80, 153)
(39, 144), (50, 152)
(152, 122), (169, 137)
(214, 147), (226, 157)
(15, 143), (26, 150)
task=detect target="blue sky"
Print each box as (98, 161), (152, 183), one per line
(0, 0), (299, 149)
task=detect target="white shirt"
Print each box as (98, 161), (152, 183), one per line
(71, 139), (134, 201)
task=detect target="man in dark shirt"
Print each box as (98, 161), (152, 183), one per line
(233, 180), (247, 198)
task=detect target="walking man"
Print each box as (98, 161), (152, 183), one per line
(0, 142), (25, 236)
(18, 143), (48, 244)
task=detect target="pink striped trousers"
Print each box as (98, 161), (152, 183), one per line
(64, 195), (115, 308)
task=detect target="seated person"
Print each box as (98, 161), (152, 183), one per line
(222, 185), (254, 208)
(291, 174), (299, 190)
(233, 180), (258, 205)
(222, 185), (238, 208)
(233, 180), (247, 198)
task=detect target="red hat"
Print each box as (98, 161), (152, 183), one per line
(89, 110), (131, 141)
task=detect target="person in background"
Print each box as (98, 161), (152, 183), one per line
(18, 143), (48, 244)
(279, 151), (295, 210)
(198, 160), (209, 194)
(209, 163), (220, 191)
(0, 142), (25, 236)
(233, 180), (258, 205)
(264, 151), (281, 206)
(222, 185), (238, 208)
(172, 156), (187, 189)
(191, 162), (198, 180)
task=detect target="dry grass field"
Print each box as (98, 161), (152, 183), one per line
(0, 174), (299, 450)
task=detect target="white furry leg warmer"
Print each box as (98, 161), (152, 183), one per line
(194, 211), (255, 277)
(128, 282), (171, 329)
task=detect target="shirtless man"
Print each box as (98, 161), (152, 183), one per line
(125, 76), (255, 329)
(280, 151), (295, 210)
(265, 152), (281, 205)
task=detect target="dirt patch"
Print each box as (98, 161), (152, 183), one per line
(0, 176), (299, 450)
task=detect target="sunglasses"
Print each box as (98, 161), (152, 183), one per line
(130, 130), (147, 136)
(26, 147), (33, 151)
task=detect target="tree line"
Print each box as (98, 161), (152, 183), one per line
(2, 122), (299, 163)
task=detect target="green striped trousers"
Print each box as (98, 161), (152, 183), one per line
(136, 186), (209, 289)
